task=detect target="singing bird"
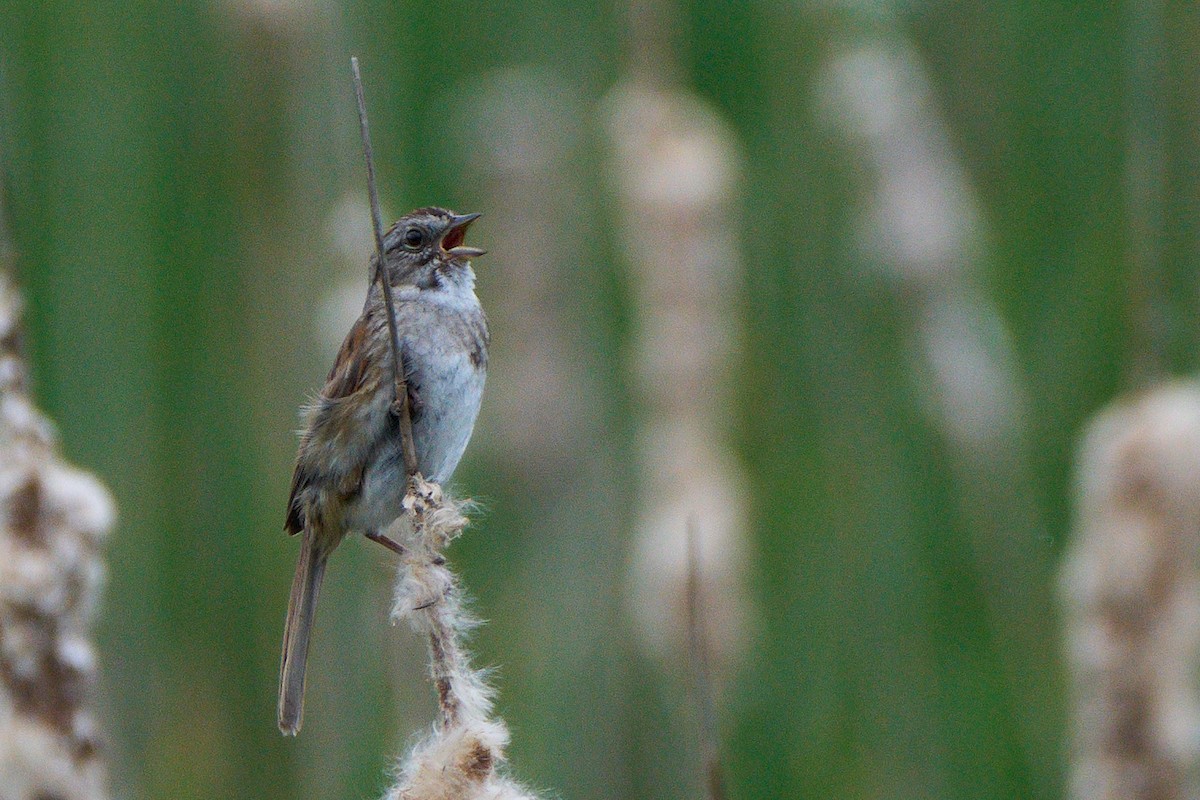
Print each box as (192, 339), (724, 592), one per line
(278, 208), (488, 735)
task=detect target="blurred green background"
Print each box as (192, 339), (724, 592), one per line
(1, 2), (1195, 799)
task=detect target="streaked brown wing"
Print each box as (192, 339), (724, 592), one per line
(284, 314), (379, 534)
(323, 313), (374, 400)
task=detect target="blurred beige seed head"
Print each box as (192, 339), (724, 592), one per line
(821, 40), (1025, 452)
(447, 67), (596, 478)
(0, 270), (116, 800)
(607, 88), (736, 211)
(1062, 382), (1200, 800)
(629, 421), (750, 669)
(326, 191), (379, 264)
(606, 82), (752, 674)
(821, 44), (979, 276)
(917, 294), (1022, 449)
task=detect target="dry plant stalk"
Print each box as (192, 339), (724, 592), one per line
(1061, 382), (1200, 800)
(0, 267), (115, 800)
(382, 479), (538, 800)
(352, 56), (418, 475)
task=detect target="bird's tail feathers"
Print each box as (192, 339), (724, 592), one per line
(278, 529), (330, 736)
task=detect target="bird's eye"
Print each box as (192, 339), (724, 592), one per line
(403, 228), (425, 249)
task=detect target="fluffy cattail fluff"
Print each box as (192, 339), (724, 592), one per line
(382, 478), (539, 800)
(1061, 382), (1200, 800)
(0, 267), (116, 800)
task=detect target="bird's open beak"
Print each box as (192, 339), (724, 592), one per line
(441, 212), (486, 259)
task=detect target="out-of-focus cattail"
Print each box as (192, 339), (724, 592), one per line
(451, 66), (601, 484)
(605, 80), (752, 682)
(604, 13), (750, 799)
(820, 42), (1021, 453)
(1061, 383), (1200, 800)
(318, 192), (386, 362)
(382, 481), (540, 800)
(0, 262), (116, 799)
(818, 29), (1058, 787)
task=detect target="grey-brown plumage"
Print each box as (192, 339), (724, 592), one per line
(279, 208), (488, 735)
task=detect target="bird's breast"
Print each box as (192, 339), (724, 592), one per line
(402, 292), (488, 485)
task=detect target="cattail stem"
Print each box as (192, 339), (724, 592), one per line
(351, 56), (419, 477)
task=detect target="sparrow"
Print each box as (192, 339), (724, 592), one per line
(278, 207), (489, 735)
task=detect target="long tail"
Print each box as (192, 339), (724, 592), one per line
(278, 529), (330, 735)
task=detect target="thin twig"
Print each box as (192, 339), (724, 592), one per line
(686, 517), (726, 800)
(351, 56), (419, 477)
